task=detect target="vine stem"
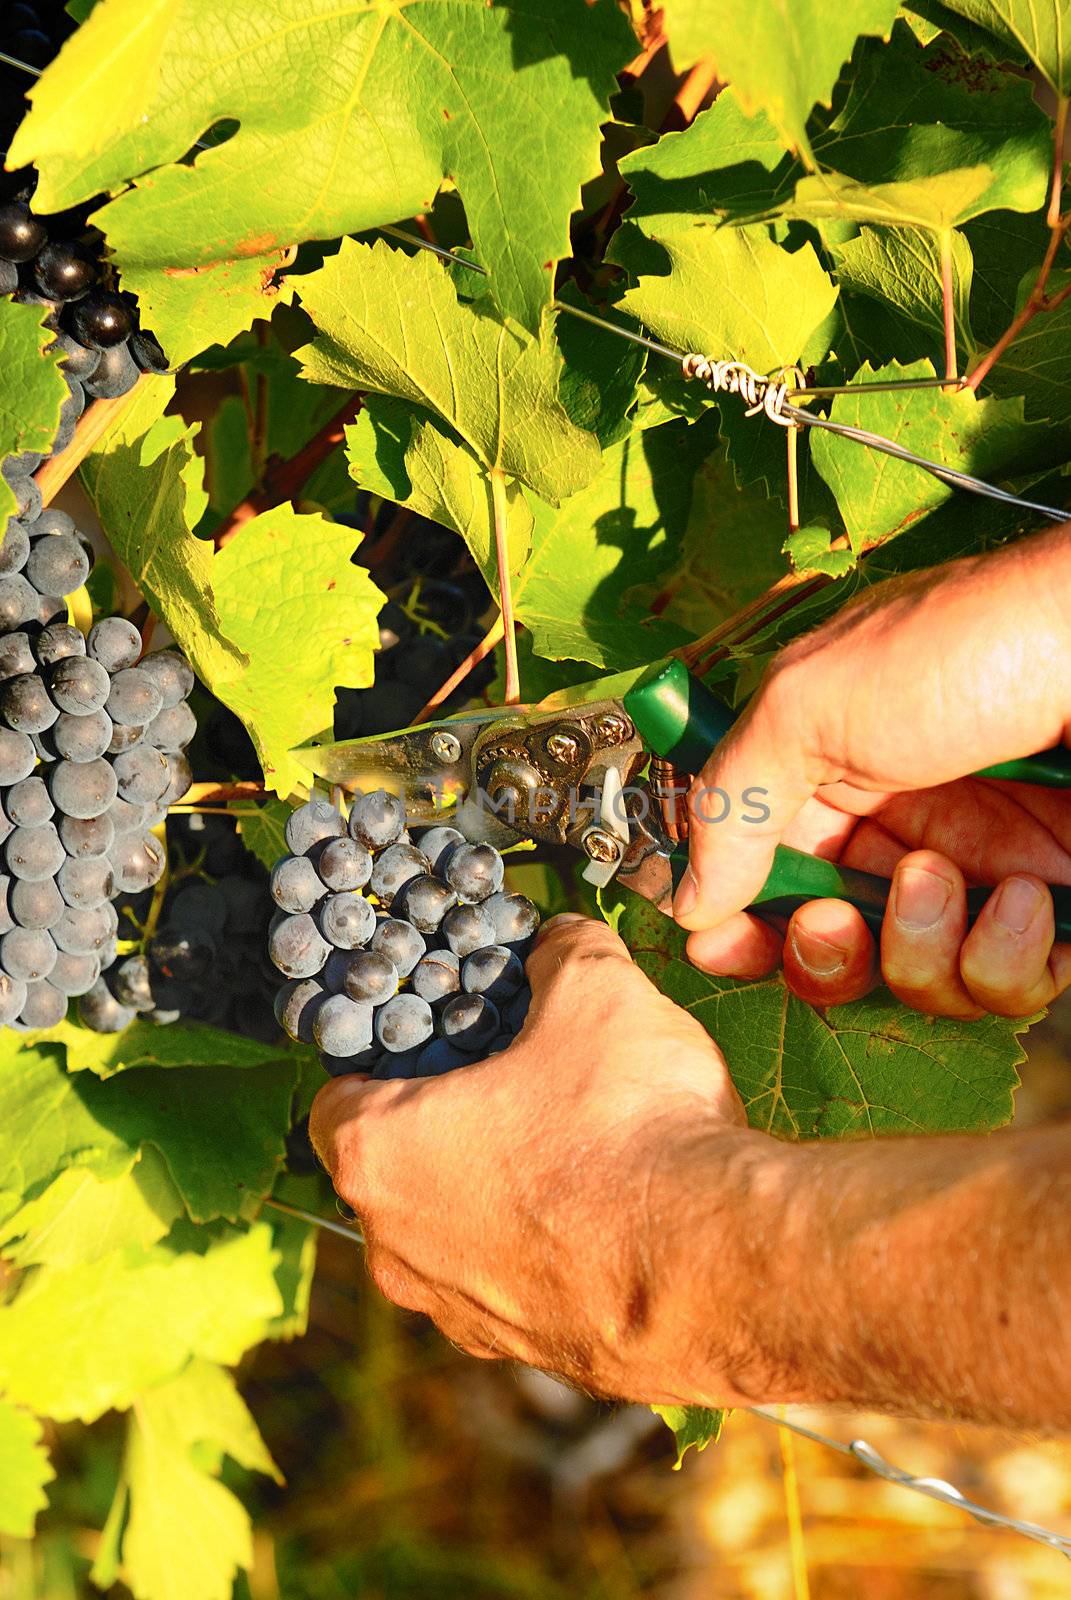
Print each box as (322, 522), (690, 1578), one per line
(413, 614), (505, 723)
(786, 424), (800, 534)
(35, 379), (150, 506)
(777, 1417), (812, 1600)
(967, 95), (1071, 392)
(215, 395), (361, 545)
(490, 467), (519, 703)
(178, 780), (269, 805)
(939, 228), (957, 385)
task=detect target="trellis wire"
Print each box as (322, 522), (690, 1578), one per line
(263, 1193), (1071, 1559)
(378, 226), (1067, 522)
(749, 1407), (1071, 1562)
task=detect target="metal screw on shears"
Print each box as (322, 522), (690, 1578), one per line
(547, 731), (581, 764)
(430, 730), (462, 763)
(594, 713), (631, 741)
(581, 826), (622, 865)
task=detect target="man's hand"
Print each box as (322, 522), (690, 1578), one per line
(674, 526), (1071, 1015)
(310, 914), (759, 1408)
(310, 914), (1071, 1429)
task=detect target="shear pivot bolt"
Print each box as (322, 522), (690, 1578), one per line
(547, 732), (581, 764)
(430, 731), (462, 763)
(594, 714), (630, 741)
(581, 827), (621, 865)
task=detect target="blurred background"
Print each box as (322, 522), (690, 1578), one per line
(4, 995), (1069, 1600)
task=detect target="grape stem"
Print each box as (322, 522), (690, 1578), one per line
(35, 380), (150, 506)
(967, 95), (1071, 392)
(214, 395), (362, 544)
(413, 614), (505, 723)
(490, 467), (519, 703)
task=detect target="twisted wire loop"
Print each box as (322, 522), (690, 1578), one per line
(680, 354), (803, 427)
(749, 1408), (1071, 1560)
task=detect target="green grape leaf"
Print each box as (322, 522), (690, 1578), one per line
(555, 294), (648, 448)
(962, 208), (1050, 344)
(42, 1015), (298, 1078)
(609, 220), (839, 373)
(263, 1208), (318, 1342)
(0, 1149), (183, 1270)
(108, 250), (295, 371)
(78, 380), (243, 689)
(937, 0), (1071, 93)
(616, 88), (791, 227)
(783, 525), (857, 579)
(0, 1223), (283, 1422)
(0, 1043), (136, 1223)
(659, 1), (715, 70)
(652, 1404), (727, 1465)
(899, 0), (1031, 60)
(13, 0), (634, 335)
(808, 358), (1060, 550)
(508, 418), (714, 669)
(795, 27), (1051, 229)
(94, 1360), (278, 1600)
(79, 382), (385, 796)
(298, 239), (602, 504)
(209, 506), (386, 797)
(0, 1041), (299, 1226)
(344, 395), (535, 588)
(653, 27), (1050, 233)
(683, 0), (901, 162)
(832, 227), (975, 363)
(236, 797), (292, 873)
(606, 889), (1029, 1136)
(0, 300), (68, 525)
(0, 1399), (53, 1538)
(656, 442), (803, 639)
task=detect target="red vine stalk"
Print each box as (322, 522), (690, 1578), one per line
(35, 379), (150, 506)
(489, 467), (519, 703)
(414, 615), (505, 723)
(968, 96), (1071, 392)
(785, 425), (800, 534)
(215, 394), (361, 545)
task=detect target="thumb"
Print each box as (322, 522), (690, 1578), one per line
(673, 680), (818, 932)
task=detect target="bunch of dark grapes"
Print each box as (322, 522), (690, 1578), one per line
(270, 791), (538, 1079)
(82, 811), (280, 1038)
(0, 589), (195, 1029)
(0, 173), (168, 410)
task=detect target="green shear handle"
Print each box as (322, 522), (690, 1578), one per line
(626, 659), (1071, 941)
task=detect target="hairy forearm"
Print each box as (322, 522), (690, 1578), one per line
(677, 1121), (1071, 1428)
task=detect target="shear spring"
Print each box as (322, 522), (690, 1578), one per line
(650, 756), (691, 844)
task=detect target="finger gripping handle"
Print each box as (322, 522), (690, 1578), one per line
(751, 846), (1071, 943)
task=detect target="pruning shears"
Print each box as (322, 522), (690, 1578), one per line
(295, 659), (1071, 940)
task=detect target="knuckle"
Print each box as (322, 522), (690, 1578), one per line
(527, 919), (631, 985)
(367, 1250), (424, 1313)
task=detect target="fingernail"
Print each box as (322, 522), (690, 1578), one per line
(789, 924), (847, 976)
(673, 865), (697, 919)
(894, 866), (951, 931)
(992, 876), (1044, 934)
(534, 913), (586, 943)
